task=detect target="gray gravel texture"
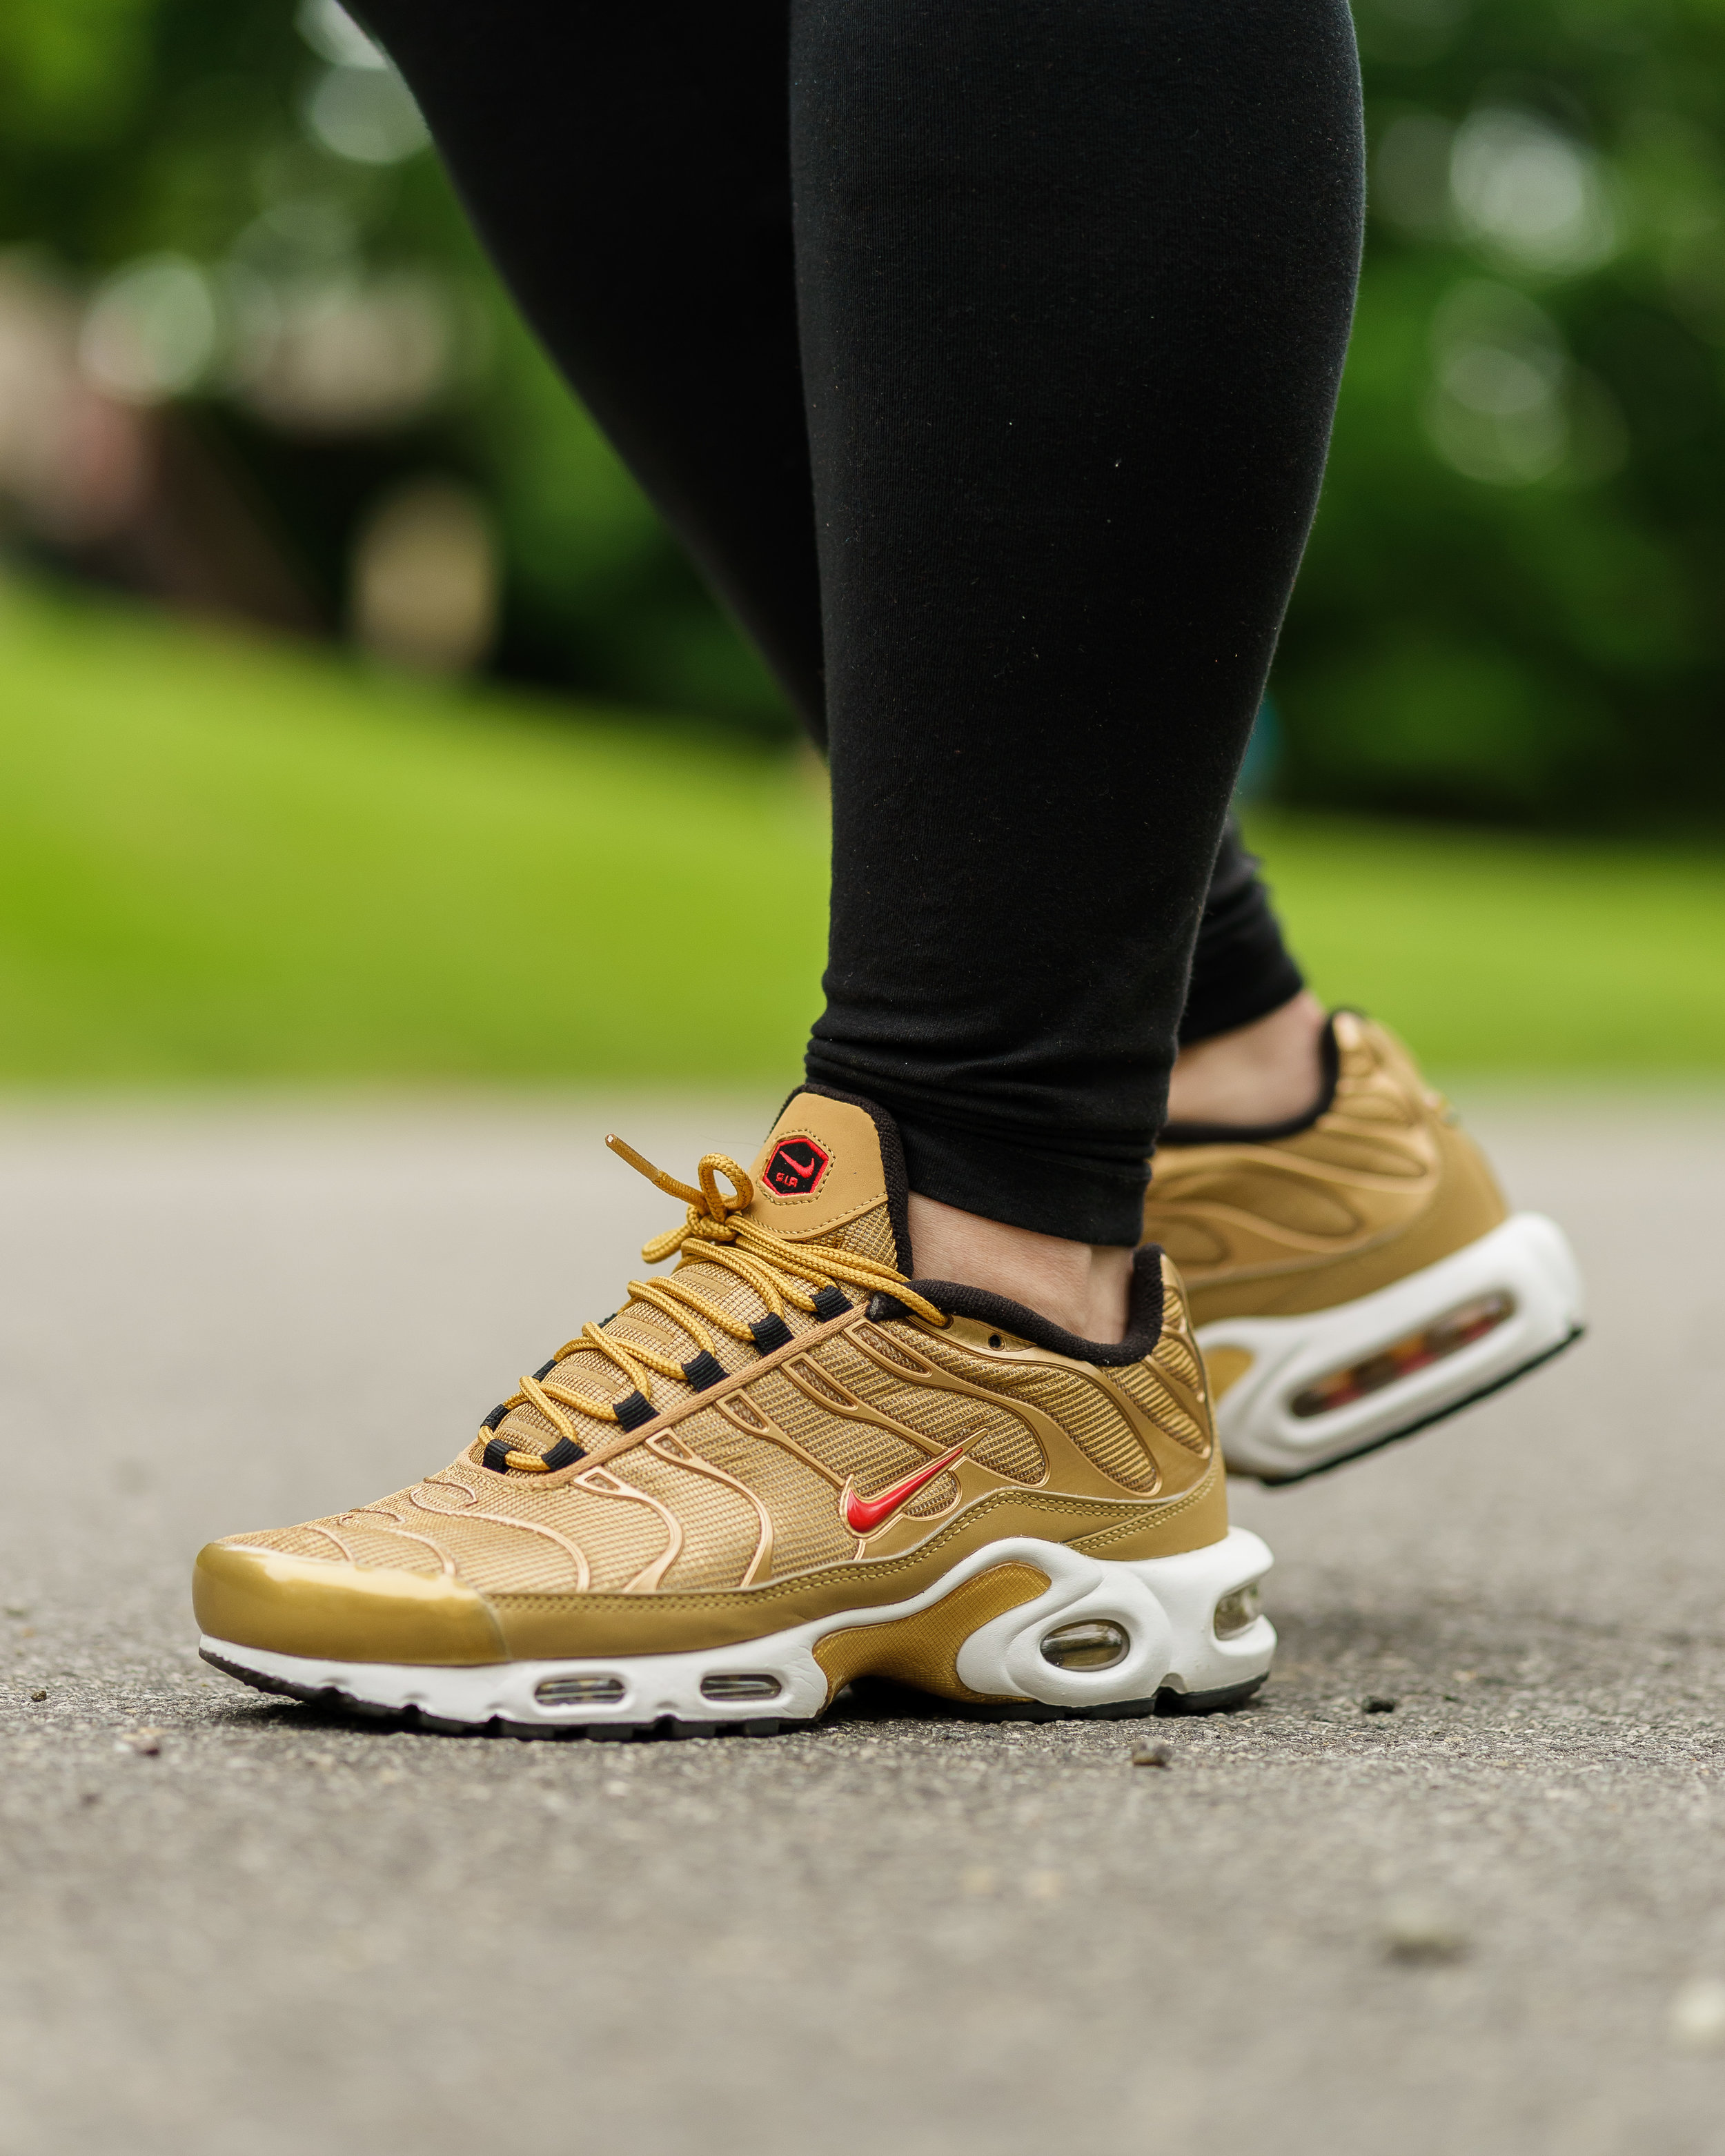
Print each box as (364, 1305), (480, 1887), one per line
(2, 1088), (1724, 2156)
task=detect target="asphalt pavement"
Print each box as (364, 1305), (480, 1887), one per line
(2, 1086), (1724, 2156)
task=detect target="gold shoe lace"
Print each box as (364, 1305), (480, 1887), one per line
(480, 1136), (948, 1474)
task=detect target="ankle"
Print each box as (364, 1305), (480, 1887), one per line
(906, 1191), (1133, 1344)
(1166, 990), (1328, 1129)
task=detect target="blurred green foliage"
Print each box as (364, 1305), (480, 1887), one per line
(1283, 0), (1725, 824)
(4, 0), (1725, 813)
(0, 580), (827, 1081)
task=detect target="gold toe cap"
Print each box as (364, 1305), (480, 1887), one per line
(193, 1541), (507, 1665)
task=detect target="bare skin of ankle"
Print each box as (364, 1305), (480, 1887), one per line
(1165, 989), (1328, 1129)
(907, 1192), (1134, 1345)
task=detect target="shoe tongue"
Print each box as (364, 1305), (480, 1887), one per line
(744, 1091), (907, 1269)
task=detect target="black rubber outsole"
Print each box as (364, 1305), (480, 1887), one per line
(200, 1646), (1267, 1741)
(849, 1672), (1268, 1725)
(1243, 1324), (1586, 1487)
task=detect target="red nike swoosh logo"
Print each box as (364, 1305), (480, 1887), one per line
(842, 1441), (968, 1536)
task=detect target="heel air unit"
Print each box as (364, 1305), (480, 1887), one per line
(1201, 1211), (1585, 1483)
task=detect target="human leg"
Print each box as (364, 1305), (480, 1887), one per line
(796, 0), (1363, 1250)
(362, 0), (1327, 1125)
(365, 0), (1364, 1325)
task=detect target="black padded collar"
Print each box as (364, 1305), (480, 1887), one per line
(871, 1244), (1165, 1367)
(1156, 1013), (1341, 1149)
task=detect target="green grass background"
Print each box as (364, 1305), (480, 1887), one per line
(2, 578), (1722, 1085)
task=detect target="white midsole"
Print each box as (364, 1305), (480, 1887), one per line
(201, 1526), (1275, 1730)
(1202, 1211), (1584, 1480)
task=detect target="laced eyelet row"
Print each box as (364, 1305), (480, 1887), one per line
(480, 1138), (946, 1472)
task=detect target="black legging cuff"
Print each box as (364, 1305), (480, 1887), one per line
(802, 1054), (1151, 1247)
(1180, 821), (1307, 1047)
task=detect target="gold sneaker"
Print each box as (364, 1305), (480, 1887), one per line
(1143, 1012), (1584, 1483)
(195, 1089), (1274, 1735)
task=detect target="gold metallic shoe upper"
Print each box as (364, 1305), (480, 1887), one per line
(195, 1091), (1227, 1671)
(1143, 1012), (1508, 1326)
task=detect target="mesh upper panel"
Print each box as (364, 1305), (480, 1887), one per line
(812, 1207), (897, 1268)
(230, 1523), (351, 1561)
(851, 1325), (925, 1373)
(384, 1505), (587, 1594)
(747, 1367), (929, 1494)
(550, 1483), (679, 1590)
(1110, 1358), (1207, 1454)
(1152, 1324), (1205, 1398)
(282, 1509), (446, 1574)
(901, 1470), (962, 1518)
(671, 1407), (856, 1577)
(813, 1336), (1047, 1485)
(611, 1448), (765, 1590)
(907, 1336), (1161, 1493)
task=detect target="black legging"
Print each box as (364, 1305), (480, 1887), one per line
(358, 0), (1363, 1243)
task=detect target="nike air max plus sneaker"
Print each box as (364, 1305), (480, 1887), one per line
(1142, 1011), (1585, 1484)
(195, 1089), (1274, 1737)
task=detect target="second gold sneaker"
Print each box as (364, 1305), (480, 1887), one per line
(195, 1089), (1274, 1735)
(1143, 1011), (1585, 1483)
